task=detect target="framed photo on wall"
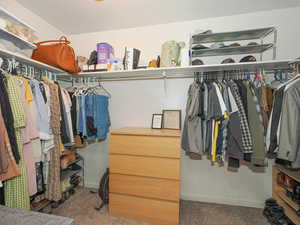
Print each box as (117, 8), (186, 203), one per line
(151, 114), (163, 129)
(162, 110), (181, 130)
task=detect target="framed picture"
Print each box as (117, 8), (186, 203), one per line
(162, 110), (181, 130)
(151, 114), (163, 129)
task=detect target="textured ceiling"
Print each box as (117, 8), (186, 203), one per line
(15, 0), (300, 34)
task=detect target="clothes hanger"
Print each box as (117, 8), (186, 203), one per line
(95, 81), (111, 98)
(0, 57), (4, 73)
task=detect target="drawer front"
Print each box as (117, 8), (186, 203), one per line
(110, 193), (179, 225)
(110, 174), (179, 201)
(110, 154), (180, 180)
(110, 135), (180, 158)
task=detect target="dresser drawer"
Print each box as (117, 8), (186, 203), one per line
(110, 155), (180, 180)
(110, 193), (179, 225)
(110, 135), (180, 158)
(110, 174), (179, 201)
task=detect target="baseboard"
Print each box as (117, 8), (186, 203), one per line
(85, 183), (264, 208)
(84, 182), (99, 189)
(181, 193), (264, 208)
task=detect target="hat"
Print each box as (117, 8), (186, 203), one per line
(221, 58), (235, 64)
(240, 55), (257, 62)
(192, 59), (204, 65)
(210, 42), (227, 49)
(192, 44), (209, 50)
(247, 42), (259, 46)
(192, 29), (213, 37)
(229, 43), (241, 47)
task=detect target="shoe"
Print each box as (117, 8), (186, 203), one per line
(69, 163), (82, 171)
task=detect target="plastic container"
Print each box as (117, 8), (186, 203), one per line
(97, 43), (114, 64)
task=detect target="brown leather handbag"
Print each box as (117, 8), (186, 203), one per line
(32, 36), (78, 74)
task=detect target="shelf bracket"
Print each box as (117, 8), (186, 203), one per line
(162, 71), (167, 96)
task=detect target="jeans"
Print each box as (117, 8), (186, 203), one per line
(80, 94), (110, 141)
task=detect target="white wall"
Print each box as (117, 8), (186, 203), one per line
(0, 0), (64, 40)
(69, 7), (300, 208)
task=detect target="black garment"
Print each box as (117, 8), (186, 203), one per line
(207, 82), (223, 120)
(86, 116), (97, 136)
(69, 92), (77, 135)
(56, 83), (70, 144)
(0, 186), (4, 205)
(235, 80), (248, 118)
(268, 87), (285, 154)
(227, 111), (243, 162)
(205, 121), (212, 154)
(39, 83), (47, 103)
(0, 75), (20, 163)
(35, 162), (45, 195)
(244, 153), (252, 162)
(228, 157), (240, 169)
(199, 83), (205, 119)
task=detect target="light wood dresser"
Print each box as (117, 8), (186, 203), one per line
(109, 128), (181, 225)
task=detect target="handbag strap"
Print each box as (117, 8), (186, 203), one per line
(34, 36), (70, 46)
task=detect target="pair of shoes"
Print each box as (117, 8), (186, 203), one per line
(277, 172), (298, 188)
(292, 186), (300, 204)
(263, 198), (295, 225)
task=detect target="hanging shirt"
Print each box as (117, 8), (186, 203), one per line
(30, 80), (51, 140)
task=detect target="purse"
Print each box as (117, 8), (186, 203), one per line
(31, 36), (78, 74)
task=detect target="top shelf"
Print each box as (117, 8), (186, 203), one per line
(0, 47), (64, 73)
(192, 27), (275, 44)
(0, 28), (35, 49)
(57, 59), (295, 82)
(0, 6), (36, 32)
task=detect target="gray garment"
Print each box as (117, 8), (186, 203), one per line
(204, 82), (223, 154)
(203, 83), (208, 118)
(181, 82), (203, 155)
(227, 111), (243, 160)
(228, 81), (253, 153)
(207, 83), (223, 120)
(226, 83), (243, 160)
(221, 84), (230, 153)
(247, 83), (266, 166)
(202, 83), (208, 151)
(278, 80), (300, 168)
(30, 80), (51, 139)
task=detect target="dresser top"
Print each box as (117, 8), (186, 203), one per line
(110, 127), (181, 137)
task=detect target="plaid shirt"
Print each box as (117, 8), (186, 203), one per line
(229, 81), (253, 153)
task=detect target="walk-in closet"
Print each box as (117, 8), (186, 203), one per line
(1, 1), (300, 225)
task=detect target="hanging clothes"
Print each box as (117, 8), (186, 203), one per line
(43, 78), (62, 202)
(0, 75), (20, 163)
(0, 69), (76, 209)
(67, 84), (111, 142)
(268, 75), (300, 169)
(3, 74), (30, 209)
(181, 82), (202, 156)
(182, 74), (270, 169)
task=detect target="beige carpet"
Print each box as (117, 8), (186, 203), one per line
(52, 188), (269, 225)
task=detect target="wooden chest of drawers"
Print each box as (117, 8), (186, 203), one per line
(109, 128), (181, 225)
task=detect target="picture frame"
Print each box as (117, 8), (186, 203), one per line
(151, 114), (163, 129)
(162, 110), (181, 130)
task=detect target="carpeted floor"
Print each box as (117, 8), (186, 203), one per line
(52, 188), (269, 225)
